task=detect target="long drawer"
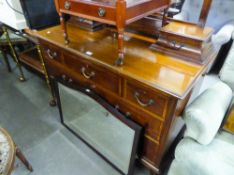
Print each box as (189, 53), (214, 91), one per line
(58, 0), (116, 23)
(41, 43), (120, 95)
(63, 51), (120, 95)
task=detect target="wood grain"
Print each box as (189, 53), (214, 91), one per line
(32, 23), (217, 173)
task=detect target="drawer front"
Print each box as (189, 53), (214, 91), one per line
(58, 0), (116, 23)
(125, 81), (168, 118)
(41, 44), (63, 63)
(63, 52), (119, 94)
(104, 95), (163, 142)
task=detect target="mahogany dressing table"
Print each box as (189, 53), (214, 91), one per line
(30, 22), (218, 174)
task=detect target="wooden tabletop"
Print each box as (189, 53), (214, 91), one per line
(31, 24), (217, 99)
(224, 104), (234, 134)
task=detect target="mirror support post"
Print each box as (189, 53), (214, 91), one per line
(198, 0), (212, 28)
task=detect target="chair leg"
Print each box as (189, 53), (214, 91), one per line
(16, 146), (33, 172)
(1, 49), (12, 72)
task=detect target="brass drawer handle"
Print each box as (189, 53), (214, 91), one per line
(47, 49), (57, 59)
(166, 40), (184, 50)
(134, 92), (155, 107)
(64, 1), (71, 10)
(98, 7), (106, 17)
(81, 67), (95, 79)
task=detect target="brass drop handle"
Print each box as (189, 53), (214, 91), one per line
(81, 67), (95, 79)
(134, 92), (155, 107)
(168, 40), (184, 50)
(64, 1), (71, 10)
(98, 7), (106, 17)
(47, 49), (57, 59)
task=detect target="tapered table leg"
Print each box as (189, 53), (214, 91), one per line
(115, 29), (124, 66)
(115, 0), (126, 66)
(59, 13), (69, 45)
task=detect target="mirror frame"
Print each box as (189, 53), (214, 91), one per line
(52, 77), (142, 175)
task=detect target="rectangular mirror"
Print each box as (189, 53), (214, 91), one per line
(55, 81), (141, 175)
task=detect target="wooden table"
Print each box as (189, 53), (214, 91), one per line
(224, 103), (234, 134)
(54, 0), (170, 65)
(32, 23), (217, 174)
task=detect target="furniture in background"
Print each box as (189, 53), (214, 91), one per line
(151, 21), (214, 65)
(168, 81), (234, 175)
(151, 0), (215, 66)
(54, 0), (171, 65)
(0, 25), (27, 81)
(168, 32), (234, 175)
(0, 128), (33, 175)
(174, 0), (234, 46)
(18, 30), (57, 106)
(0, 24), (56, 106)
(174, 0), (234, 72)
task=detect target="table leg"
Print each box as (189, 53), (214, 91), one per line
(59, 13), (69, 45)
(115, 0), (126, 66)
(3, 26), (26, 82)
(115, 29), (124, 66)
(36, 44), (56, 106)
(0, 48), (12, 72)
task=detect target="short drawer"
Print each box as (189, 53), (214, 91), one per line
(41, 44), (63, 63)
(63, 52), (119, 94)
(58, 0), (116, 22)
(125, 81), (168, 118)
(104, 96), (163, 142)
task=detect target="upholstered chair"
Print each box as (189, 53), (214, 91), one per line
(219, 33), (234, 93)
(168, 81), (234, 175)
(0, 128), (33, 175)
(168, 32), (234, 175)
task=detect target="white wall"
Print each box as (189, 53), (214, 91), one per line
(0, 0), (27, 30)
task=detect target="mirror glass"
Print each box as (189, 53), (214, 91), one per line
(172, 0), (203, 24)
(58, 83), (136, 174)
